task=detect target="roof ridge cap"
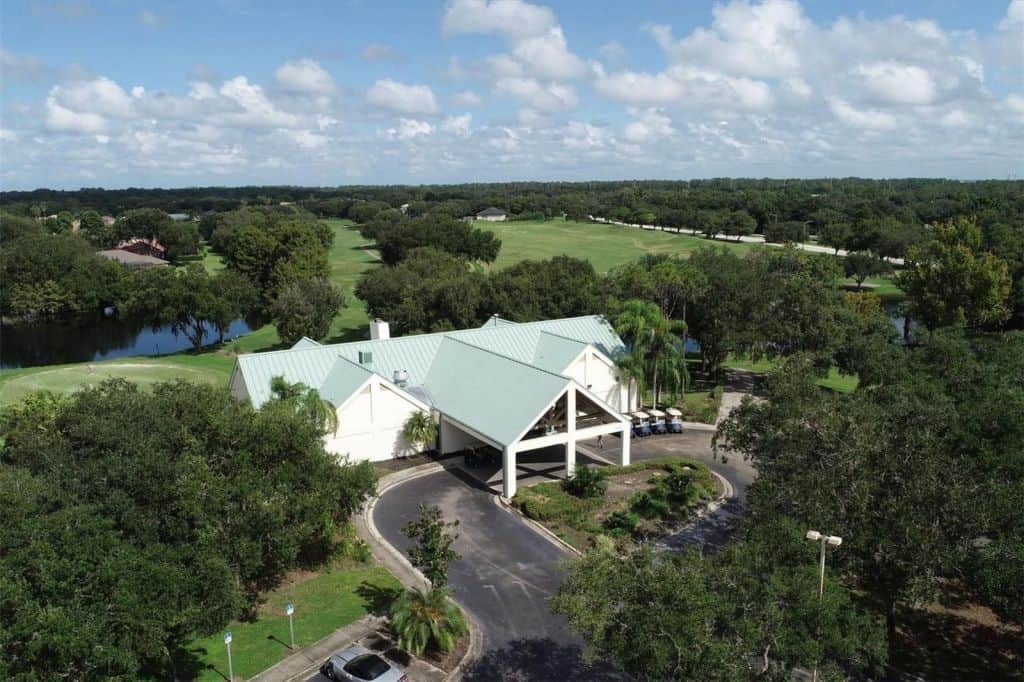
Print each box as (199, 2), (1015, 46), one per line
(439, 335), (572, 382)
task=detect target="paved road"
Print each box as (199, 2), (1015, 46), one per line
(589, 216), (905, 266)
(374, 467), (624, 681)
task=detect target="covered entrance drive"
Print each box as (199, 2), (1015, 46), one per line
(439, 382), (631, 499)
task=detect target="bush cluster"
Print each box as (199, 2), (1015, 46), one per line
(562, 465), (607, 499)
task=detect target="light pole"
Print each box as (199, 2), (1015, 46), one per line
(805, 530), (843, 599)
(286, 602), (296, 649)
(223, 631), (234, 681)
(806, 530), (842, 682)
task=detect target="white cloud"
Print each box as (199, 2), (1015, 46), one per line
(385, 118), (434, 140)
(362, 43), (399, 62)
(592, 70), (684, 106)
(782, 77), (812, 99)
(855, 61), (937, 105)
(511, 27), (586, 80)
(623, 108), (674, 143)
(219, 76), (300, 128)
(1001, 0), (1024, 29)
(442, 113), (473, 137)
(0, 128), (19, 142)
(654, 0), (810, 78)
(51, 77), (135, 117)
(494, 77), (577, 111)
(274, 59), (337, 94)
(827, 97), (898, 130)
(442, 0), (557, 40)
(452, 90), (482, 107)
(1006, 94), (1024, 119)
(286, 129), (329, 149)
(444, 0), (585, 83)
(366, 79), (438, 114)
(44, 94), (107, 133)
(563, 120), (611, 150)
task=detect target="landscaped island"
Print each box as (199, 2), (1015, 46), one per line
(514, 458), (719, 550)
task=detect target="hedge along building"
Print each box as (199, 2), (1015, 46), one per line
(230, 315), (636, 498)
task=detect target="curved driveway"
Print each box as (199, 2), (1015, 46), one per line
(374, 467), (623, 680)
(373, 429), (755, 679)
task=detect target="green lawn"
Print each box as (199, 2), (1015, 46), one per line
(843, 275), (905, 301)
(723, 355), (859, 393)
(0, 354), (235, 406)
(181, 564), (400, 681)
(485, 218), (755, 274)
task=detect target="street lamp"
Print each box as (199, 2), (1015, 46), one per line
(223, 631), (234, 681)
(806, 530), (842, 682)
(805, 530), (843, 600)
(286, 603), (296, 649)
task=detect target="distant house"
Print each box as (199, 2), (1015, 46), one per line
(475, 207), (508, 221)
(101, 215), (116, 227)
(167, 213), (191, 222)
(117, 237), (168, 260)
(97, 250), (169, 269)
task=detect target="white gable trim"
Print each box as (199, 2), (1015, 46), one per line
(562, 343), (618, 376)
(330, 373), (431, 415)
(508, 382), (573, 446)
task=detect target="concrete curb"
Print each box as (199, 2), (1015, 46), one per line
(356, 461), (485, 681)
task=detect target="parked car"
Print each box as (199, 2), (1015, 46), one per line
(320, 645), (408, 682)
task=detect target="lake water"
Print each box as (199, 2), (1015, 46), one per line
(1, 303), (911, 370)
(1, 315), (252, 368)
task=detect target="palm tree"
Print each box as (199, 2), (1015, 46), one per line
(390, 587), (468, 656)
(615, 350), (646, 410)
(615, 300), (687, 409)
(402, 410), (437, 454)
(269, 376), (338, 435)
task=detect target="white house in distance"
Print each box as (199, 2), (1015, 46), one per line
(230, 315), (636, 498)
(475, 207), (507, 221)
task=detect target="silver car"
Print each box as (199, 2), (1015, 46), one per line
(319, 645), (408, 682)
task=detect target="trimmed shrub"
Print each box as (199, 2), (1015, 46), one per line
(563, 465), (607, 499)
(603, 510), (639, 535)
(630, 490), (670, 519)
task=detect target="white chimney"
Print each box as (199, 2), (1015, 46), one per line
(369, 319), (390, 340)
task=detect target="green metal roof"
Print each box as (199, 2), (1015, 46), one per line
(423, 337), (570, 446)
(318, 357), (374, 407)
(234, 315), (628, 428)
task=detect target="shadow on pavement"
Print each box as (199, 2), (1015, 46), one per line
(465, 637), (626, 681)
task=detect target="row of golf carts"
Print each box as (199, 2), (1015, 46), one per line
(630, 408), (684, 437)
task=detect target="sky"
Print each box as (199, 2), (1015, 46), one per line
(1, 0), (1022, 190)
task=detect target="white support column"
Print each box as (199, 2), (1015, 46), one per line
(502, 445), (517, 499)
(565, 387), (577, 477)
(620, 422), (631, 466)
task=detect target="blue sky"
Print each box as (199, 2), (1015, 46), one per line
(1, 0), (1022, 189)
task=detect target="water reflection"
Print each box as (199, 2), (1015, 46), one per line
(1, 315), (253, 368)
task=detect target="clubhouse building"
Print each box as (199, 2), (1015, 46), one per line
(230, 315), (636, 498)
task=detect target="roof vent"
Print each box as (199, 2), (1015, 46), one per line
(358, 350), (373, 364)
(392, 369), (409, 386)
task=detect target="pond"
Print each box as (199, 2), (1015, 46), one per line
(1, 314), (253, 369)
